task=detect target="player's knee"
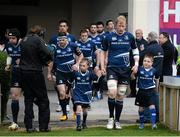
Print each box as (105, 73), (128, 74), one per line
(59, 91), (66, 99)
(117, 85), (127, 96)
(107, 80), (117, 90)
(76, 105), (82, 113)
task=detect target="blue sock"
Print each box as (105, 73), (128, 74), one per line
(150, 108), (156, 125)
(76, 113), (81, 126)
(139, 111), (144, 124)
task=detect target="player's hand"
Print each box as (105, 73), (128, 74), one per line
(5, 65), (11, 71)
(47, 73), (52, 81)
(101, 67), (106, 75)
(72, 63), (79, 71)
(16, 59), (20, 65)
(131, 65), (138, 74)
(94, 65), (100, 73)
(96, 70), (102, 77)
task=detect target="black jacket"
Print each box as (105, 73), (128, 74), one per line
(161, 40), (177, 76)
(20, 34), (52, 71)
(140, 41), (164, 76)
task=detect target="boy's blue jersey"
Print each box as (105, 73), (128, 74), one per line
(73, 70), (98, 104)
(88, 34), (102, 49)
(54, 42), (81, 72)
(137, 66), (159, 89)
(76, 40), (98, 62)
(102, 31), (137, 68)
(49, 33), (76, 45)
(5, 43), (21, 68)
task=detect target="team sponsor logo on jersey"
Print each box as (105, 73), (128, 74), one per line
(57, 50), (61, 53)
(59, 80), (63, 84)
(77, 43), (81, 46)
(8, 47), (13, 52)
(109, 75), (114, 79)
(14, 82), (19, 87)
(62, 51), (66, 55)
(140, 71), (144, 75)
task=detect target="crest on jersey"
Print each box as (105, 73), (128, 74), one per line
(124, 35), (129, 40)
(97, 37), (100, 41)
(77, 77), (81, 80)
(87, 44), (91, 47)
(67, 47), (72, 52)
(149, 71), (153, 76)
(112, 37), (117, 41)
(8, 47), (13, 52)
(86, 77), (89, 80)
(68, 38), (71, 42)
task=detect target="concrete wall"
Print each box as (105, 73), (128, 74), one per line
(90, 0), (128, 24)
(128, 0), (160, 37)
(0, 0), (71, 41)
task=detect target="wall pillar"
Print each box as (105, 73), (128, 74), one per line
(128, 0), (160, 37)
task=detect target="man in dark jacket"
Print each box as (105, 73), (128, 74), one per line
(129, 29), (148, 97)
(159, 32), (178, 81)
(20, 25), (53, 133)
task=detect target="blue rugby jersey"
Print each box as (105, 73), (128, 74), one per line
(54, 42), (81, 72)
(102, 31), (137, 68)
(76, 39), (98, 63)
(88, 34), (102, 49)
(137, 66), (159, 89)
(73, 70), (98, 95)
(5, 43), (21, 68)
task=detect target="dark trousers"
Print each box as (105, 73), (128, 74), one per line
(0, 71), (10, 121)
(21, 71), (50, 129)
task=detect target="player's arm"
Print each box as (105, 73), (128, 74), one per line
(154, 69), (160, 92)
(131, 35), (139, 74)
(101, 37), (108, 75)
(72, 46), (84, 71)
(47, 61), (53, 81)
(5, 56), (12, 71)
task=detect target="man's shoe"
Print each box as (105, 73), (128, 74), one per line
(106, 117), (114, 129)
(82, 123), (87, 129)
(39, 127), (51, 132)
(114, 121), (122, 129)
(76, 126), (81, 131)
(8, 122), (19, 131)
(59, 115), (68, 121)
(56, 105), (62, 112)
(152, 124), (157, 130)
(139, 123), (144, 129)
(26, 128), (37, 133)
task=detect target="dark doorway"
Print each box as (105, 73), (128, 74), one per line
(0, 15), (27, 44)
